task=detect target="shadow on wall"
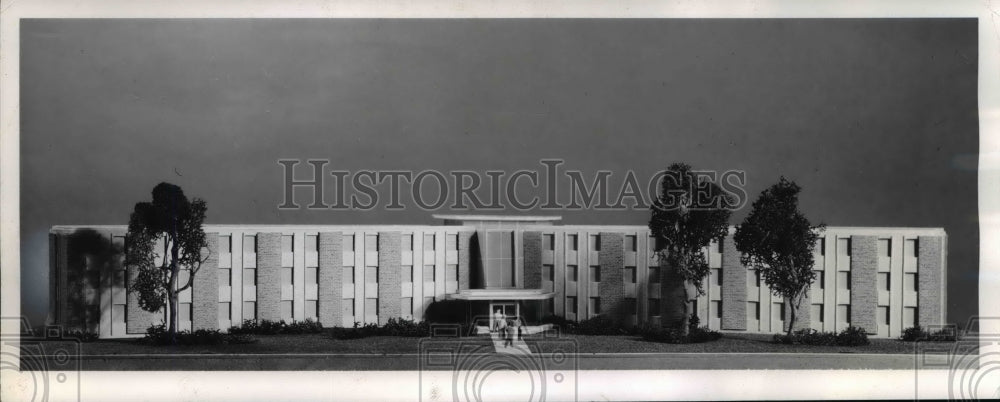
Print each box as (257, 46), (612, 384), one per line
(61, 229), (123, 332)
(424, 300), (468, 323)
(468, 232), (484, 289)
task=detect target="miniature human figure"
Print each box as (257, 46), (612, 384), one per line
(492, 309), (505, 333)
(504, 318), (515, 348)
(512, 316), (524, 341)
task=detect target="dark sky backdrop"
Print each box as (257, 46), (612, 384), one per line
(20, 19), (979, 328)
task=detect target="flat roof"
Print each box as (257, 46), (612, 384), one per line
(432, 214), (563, 222)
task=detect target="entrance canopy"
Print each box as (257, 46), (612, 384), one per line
(445, 289), (556, 301)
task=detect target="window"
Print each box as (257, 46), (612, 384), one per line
(567, 296), (578, 314)
(305, 300), (317, 320)
(305, 234), (318, 252)
(401, 297), (413, 316)
(365, 298), (378, 315)
(219, 269), (231, 286)
(568, 265), (578, 282)
(446, 234), (458, 250)
(625, 235), (637, 252)
(755, 270), (762, 287)
(424, 234), (435, 250)
(243, 235), (257, 253)
(402, 266), (413, 283)
(543, 265), (555, 281)
(424, 265), (435, 281)
(589, 235), (600, 251)
(812, 304), (824, 322)
(909, 239), (919, 257)
(648, 298), (660, 315)
(837, 305), (851, 323)
(878, 273), (891, 291)
(878, 239), (892, 257)
(446, 264), (458, 281)
(365, 234), (379, 252)
(815, 271), (824, 289)
(220, 235), (232, 253)
(568, 234), (578, 251)
(543, 234), (555, 251)
(750, 302), (760, 320)
(218, 302), (231, 321)
(343, 235), (355, 252)
(243, 269), (256, 286)
(365, 266), (378, 284)
(402, 234), (413, 251)
(878, 306), (890, 325)
(243, 302), (256, 320)
(626, 266), (637, 284)
(625, 298), (637, 315)
(306, 267), (318, 286)
(589, 297), (601, 315)
(649, 266), (660, 283)
(713, 268), (722, 286)
(282, 267), (294, 286)
(904, 307), (917, 327)
(343, 267), (355, 284)
(281, 235), (294, 253)
(711, 301), (722, 319)
(837, 238), (851, 257)
(906, 273), (918, 292)
(343, 300), (355, 317)
(776, 303), (786, 321)
(589, 265), (601, 282)
(281, 301), (293, 321)
(838, 271), (851, 290)
(816, 238), (825, 256)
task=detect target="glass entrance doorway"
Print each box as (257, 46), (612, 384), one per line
(489, 302), (519, 331)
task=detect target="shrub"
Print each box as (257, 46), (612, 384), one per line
(65, 330), (99, 343)
(639, 324), (721, 344)
(900, 326), (957, 342)
(771, 327), (868, 346)
(835, 326), (870, 346)
(140, 325), (257, 346)
(540, 315), (635, 336)
(227, 319), (324, 335)
(329, 319), (434, 339)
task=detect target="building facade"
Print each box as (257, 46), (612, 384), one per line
(48, 215), (947, 339)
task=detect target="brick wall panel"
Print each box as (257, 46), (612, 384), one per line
(256, 233), (282, 322)
(918, 236), (944, 327)
(458, 231), (472, 291)
(318, 231), (343, 327)
(851, 235), (878, 333)
(523, 231), (543, 289)
(192, 233), (219, 330)
(378, 232), (402, 325)
(599, 233), (625, 326)
(720, 235), (748, 330)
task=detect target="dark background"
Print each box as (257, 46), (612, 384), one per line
(20, 19), (979, 329)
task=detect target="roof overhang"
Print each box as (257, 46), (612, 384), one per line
(445, 289), (556, 301)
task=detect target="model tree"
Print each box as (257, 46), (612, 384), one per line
(733, 177), (824, 337)
(649, 163), (733, 334)
(125, 182), (210, 339)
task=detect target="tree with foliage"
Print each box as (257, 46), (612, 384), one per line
(733, 177), (824, 337)
(649, 163), (734, 334)
(125, 182), (210, 340)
